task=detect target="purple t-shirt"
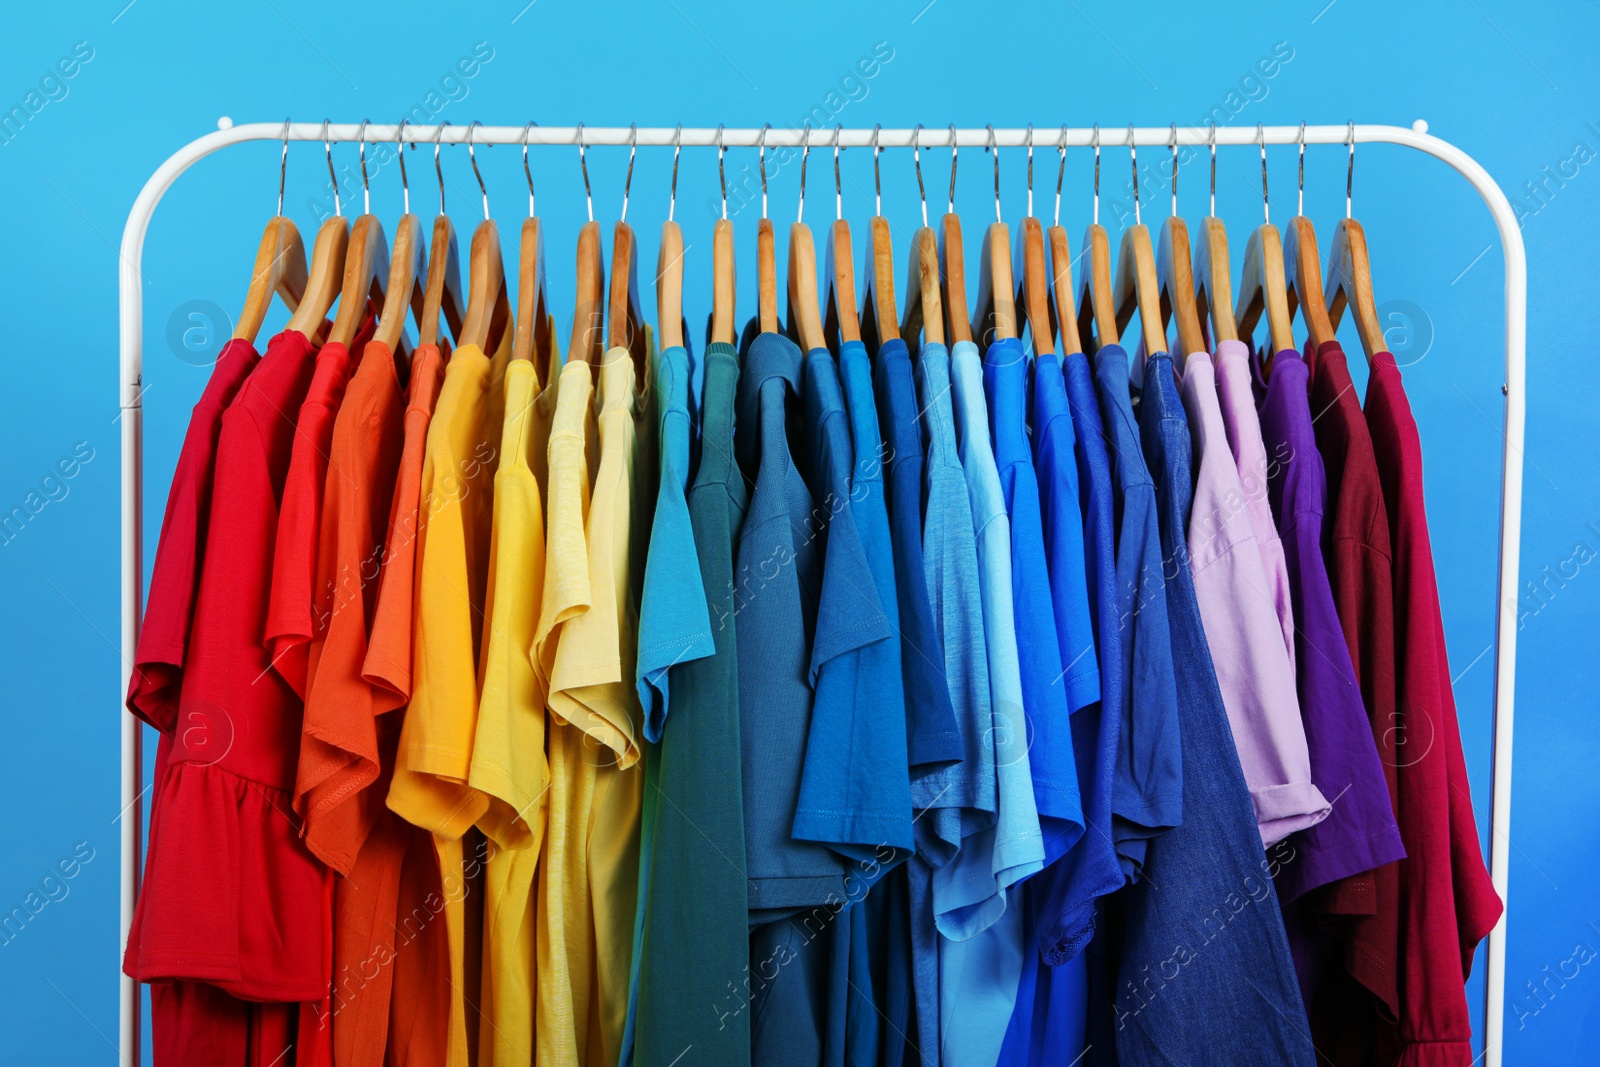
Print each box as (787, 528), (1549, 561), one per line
(1252, 348), (1406, 904)
(1179, 351), (1329, 846)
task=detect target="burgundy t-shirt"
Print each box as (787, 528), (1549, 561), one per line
(1364, 348), (1502, 1064)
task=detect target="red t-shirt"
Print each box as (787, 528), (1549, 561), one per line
(1364, 348), (1503, 1066)
(1301, 339), (1404, 1062)
(264, 317), (375, 697)
(124, 328), (331, 1004)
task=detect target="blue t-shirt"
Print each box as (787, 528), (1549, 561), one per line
(984, 338), (1085, 868)
(735, 327), (854, 923)
(794, 346), (914, 864)
(870, 337), (964, 774)
(1107, 350), (1314, 1067)
(1091, 344), (1183, 878)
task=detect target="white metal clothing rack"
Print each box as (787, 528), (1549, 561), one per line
(117, 121), (1526, 1066)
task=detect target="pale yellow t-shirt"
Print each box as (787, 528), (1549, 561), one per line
(535, 342), (651, 1067)
(386, 331), (509, 1067)
(470, 327), (560, 1066)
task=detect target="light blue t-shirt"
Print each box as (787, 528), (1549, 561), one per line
(937, 339), (1046, 1067)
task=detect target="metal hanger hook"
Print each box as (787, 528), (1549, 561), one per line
(912, 124), (927, 228)
(1054, 125), (1068, 228)
(467, 120), (489, 221)
(1257, 122), (1269, 225)
(1208, 122), (1218, 218)
(522, 122), (537, 218)
(947, 123), (958, 216)
(832, 124), (843, 221)
(872, 124), (883, 217)
(1297, 121), (1307, 216)
(432, 120), (449, 217)
(717, 124), (727, 221)
(578, 122), (593, 223)
(670, 124), (682, 223)
(1091, 124), (1101, 226)
(760, 123), (771, 221)
(798, 123), (811, 225)
(322, 119), (341, 218)
(1128, 125), (1140, 227)
(358, 119), (371, 214)
(621, 123), (637, 224)
(1345, 121), (1355, 220)
(1169, 123), (1179, 218)
(987, 124), (1000, 224)
(276, 118), (290, 216)
(1025, 124), (1035, 218)
(397, 118), (411, 215)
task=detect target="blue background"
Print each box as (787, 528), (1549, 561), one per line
(1, 1), (1596, 1063)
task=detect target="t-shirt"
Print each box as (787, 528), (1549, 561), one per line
(1213, 339), (1297, 673)
(265, 319), (373, 697)
(471, 349), (555, 1067)
(1178, 349), (1329, 846)
(1109, 348), (1315, 1067)
(634, 341), (752, 1067)
(538, 344), (650, 1067)
(795, 344), (912, 861)
(936, 339), (1045, 1067)
(127, 337), (260, 731)
(1298, 338), (1402, 1063)
(387, 334), (509, 1067)
(1364, 347), (1502, 1064)
(123, 329), (329, 1002)
(1253, 347), (1405, 906)
(1091, 344), (1182, 878)
(735, 329), (853, 921)
(867, 338), (964, 774)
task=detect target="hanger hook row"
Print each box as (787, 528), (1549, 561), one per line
(322, 119), (340, 218)
(432, 119), (449, 217)
(1297, 120), (1307, 216)
(1346, 120), (1355, 220)
(670, 123), (682, 223)
(1257, 122), (1269, 225)
(872, 123), (883, 217)
(912, 123), (927, 228)
(717, 124), (727, 221)
(798, 123), (811, 225)
(358, 118), (371, 214)
(760, 123), (771, 221)
(522, 121), (537, 218)
(987, 124), (1000, 224)
(1091, 123), (1101, 226)
(621, 122), (637, 224)
(1054, 124), (1067, 228)
(397, 118), (410, 216)
(467, 120), (489, 221)
(833, 123), (843, 221)
(1128, 124), (1140, 227)
(947, 123), (958, 217)
(578, 122), (593, 223)
(277, 117), (290, 217)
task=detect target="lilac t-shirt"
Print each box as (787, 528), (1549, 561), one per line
(1253, 347), (1406, 904)
(1212, 339), (1297, 676)
(1179, 351), (1330, 846)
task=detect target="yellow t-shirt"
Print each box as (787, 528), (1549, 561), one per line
(535, 342), (651, 1067)
(387, 331), (509, 1067)
(470, 326), (560, 1066)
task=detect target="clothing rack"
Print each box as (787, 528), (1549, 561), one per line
(116, 121), (1526, 1066)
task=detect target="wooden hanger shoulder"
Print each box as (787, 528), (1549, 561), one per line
(1284, 216), (1334, 351)
(788, 222), (826, 352)
(1112, 223), (1164, 357)
(1045, 224), (1082, 355)
(975, 222), (1015, 344)
(711, 218), (736, 347)
(900, 225), (943, 349)
(512, 215), (546, 368)
(418, 214), (463, 350)
(1075, 222), (1117, 353)
(938, 213), (972, 345)
(825, 218), (860, 346)
(1327, 216), (1382, 363)
(1194, 216), (1236, 345)
(1016, 216), (1052, 357)
(757, 217), (779, 335)
(285, 216), (350, 341)
(570, 219), (605, 365)
(863, 215), (899, 346)
(656, 219), (684, 353)
(1157, 215), (1205, 359)
(459, 219), (505, 354)
(234, 216), (307, 343)
(373, 212), (423, 357)
(1234, 222), (1294, 354)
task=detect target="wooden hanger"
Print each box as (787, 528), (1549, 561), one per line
(571, 220), (606, 366)
(372, 211), (422, 358)
(456, 125), (508, 354)
(859, 130), (899, 348)
(789, 132), (827, 352)
(972, 131), (1015, 346)
(606, 128), (648, 376)
(1017, 217), (1052, 357)
(1325, 127), (1383, 363)
(706, 127), (737, 348)
(1155, 129), (1205, 361)
(655, 129), (686, 353)
(1234, 128), (1296, 357)
(234, 216), (307, 343)
(1045, 224), (1082, 355)
(752, 126), (781, 336)
(511, 125), (550, 374)
(325, 127), (393, 350)
(285, 130), (350, 343)
(1074, 129), (1118, 354)
(1281, 128), (1336, 353)
(940, 215), (972, 346)
(1192, 129), (1236, 345)
(415, 125), (466, 350)
(901, 225), (943, 350)
(822, 130), (861, 346)
(1110, 134), (1167, 359)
